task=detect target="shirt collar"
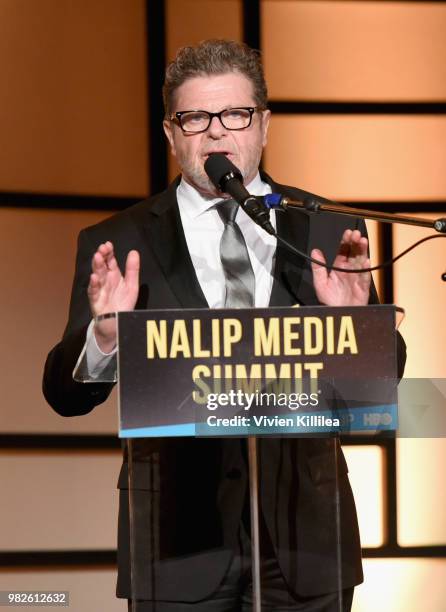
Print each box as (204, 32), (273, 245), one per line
(177, 172), (271, 221)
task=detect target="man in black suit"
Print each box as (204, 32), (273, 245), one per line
(44, 40), (404, 611)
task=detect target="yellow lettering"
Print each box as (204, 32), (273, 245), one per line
(211, 319), (220, 357)
(224, 364), (233, 392)
(212, 364), (223, 394)
(169, 320), (191, 358)
(304, 317), (323, 355)
(283, 317), (301, 356)
(326, 316), (335, 354)
(337, 316), (358, 354)
(293, 363), (303, 393)
(304, 362), (324, 378)
(254, 317), (280, 356)
(192, 365), (211, 403)
(234, 364), (262, 394)
(192, 319), (210, 358)
(264, 363), (292, 395)
(146, 320), (167, 358)
(304, 362), (324, 394)
(223, 319), (242, 357)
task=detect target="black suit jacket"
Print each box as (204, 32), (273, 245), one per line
(43, 175), (406, 601)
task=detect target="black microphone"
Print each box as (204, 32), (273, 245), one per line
(204, 153), (275, 235)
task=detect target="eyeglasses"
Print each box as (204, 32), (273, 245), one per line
(170, 107), (261, 134)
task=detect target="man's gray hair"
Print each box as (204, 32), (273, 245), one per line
(163, 39), (268, 116)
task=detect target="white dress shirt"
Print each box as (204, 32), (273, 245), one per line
(177, 173), (275, 308)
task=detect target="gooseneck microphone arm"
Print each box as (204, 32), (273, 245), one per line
(204, 153), (446, 280)
(263, 193), (446, 234)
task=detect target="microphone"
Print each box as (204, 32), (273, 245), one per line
(204, 153), (275, 235)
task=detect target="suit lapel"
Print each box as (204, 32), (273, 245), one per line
(265, 176), (310, 307)
(142, 180), (209, 309)
(141, 175), (311, 310)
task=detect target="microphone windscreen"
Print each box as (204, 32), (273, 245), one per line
(204, 153), (242, 190)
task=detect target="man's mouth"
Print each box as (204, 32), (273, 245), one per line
(203, 151), (232, 160)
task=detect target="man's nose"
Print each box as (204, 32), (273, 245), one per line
(207, 115), (227, 138)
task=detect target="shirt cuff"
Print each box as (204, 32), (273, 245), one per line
(72, 319), (117, 382)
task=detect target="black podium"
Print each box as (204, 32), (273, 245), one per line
(107, 305), (401, 610)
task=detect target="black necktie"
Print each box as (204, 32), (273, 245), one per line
(217, 199), (255, 308)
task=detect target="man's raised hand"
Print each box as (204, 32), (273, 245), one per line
(311, 229), (371, 307)
(87, 241), (140, 352)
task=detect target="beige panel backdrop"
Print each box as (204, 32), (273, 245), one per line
(397, 438), (446, 546)
(0, 0), (148, 196)
(166, 0), (242, 61)
(364, 221), (381, 299)
(344, 446), (385, 548)
(264, 116), (446, 201)
(393, 215), (446, 379)
(0, 207), (119, 434)
(353, 558), (446, 612)
(263, 0), (446, 101)
(0, 450), (121, 550)
(394, 217), (446, 550)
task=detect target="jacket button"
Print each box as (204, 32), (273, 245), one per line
(226, 468), (242, 480)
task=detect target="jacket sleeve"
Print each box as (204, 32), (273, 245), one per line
(42, 228), (115, 417)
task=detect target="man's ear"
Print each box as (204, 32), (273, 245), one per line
(163, 119), (176, 156)
(261, 109), (271, 147)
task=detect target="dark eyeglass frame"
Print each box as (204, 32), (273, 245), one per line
(170, 106), (262, 134)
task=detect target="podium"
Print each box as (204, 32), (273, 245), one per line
(98, 305), (401, 610)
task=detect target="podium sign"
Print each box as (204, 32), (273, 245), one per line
(118, 305), (399, 438)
